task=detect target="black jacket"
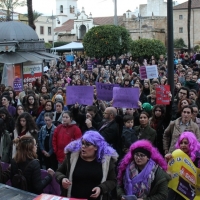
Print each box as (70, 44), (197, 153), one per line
(11, 159), (52, 194)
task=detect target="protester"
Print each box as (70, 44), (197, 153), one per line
(55, 131), (118, 199)
(117, 140), (169, 200)
(11, 135), (54, 194)
(52, 111), (82, 164)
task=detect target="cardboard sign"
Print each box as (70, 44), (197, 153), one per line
(167, 149), (200, 200)
(96, 82), (119, 101)
(156, 85), (170, 105)
(13, 78), (23, 92)
(139, 65), (158, 80)
(87, 60), (93, 71)
(113, 87), (139, 108)
(66, 86), (93, 105)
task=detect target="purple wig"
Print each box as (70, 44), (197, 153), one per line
(117, 140), (167, 184)
(175, 131), (200, 162)
(64, 130), (118, 163)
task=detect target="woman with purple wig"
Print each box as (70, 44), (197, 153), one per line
(117, 140), (169, 200)
(55, 130), (118, 200)
(166, 132), (200, 200)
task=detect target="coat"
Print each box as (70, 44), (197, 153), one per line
(11, 159), (52, 194)
(52, 123), (82, 163)
(55, 151), (117, 200)
(0, 131), (11, 163)
(117, 166), (170, 200)
(38, 124), (56, 156)
(163, 117), (200, 153)
(134, 125), (157, 145)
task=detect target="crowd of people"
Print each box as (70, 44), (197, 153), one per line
(0, 51), (200, 199)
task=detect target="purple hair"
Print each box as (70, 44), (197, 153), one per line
(64, 131), (118, 163)
(175, 132), (200, 162)
(117, 140), (167, 184)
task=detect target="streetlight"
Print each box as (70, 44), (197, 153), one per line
(113, 0), (118, 25)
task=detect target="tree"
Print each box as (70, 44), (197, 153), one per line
(130, 38), (166, 60)
(0, 0), (26, 21)
(26, 0), (35, 30)
(174, 38), (187, 48)
(187, 0), (192, 53)
(24, 10), (43, 21)
(83, 25), (131, 58)
(194, 45), (200, 52)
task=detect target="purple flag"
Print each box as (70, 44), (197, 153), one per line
(96, 82), (119, 101)
(13, 78), (23, 92)
(66, 86), (94, 105)
(113, 87), (139, 108)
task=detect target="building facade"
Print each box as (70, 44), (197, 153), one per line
(173, 0), (200, 48)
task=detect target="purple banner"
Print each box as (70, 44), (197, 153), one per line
(41, 169), (61, 195)
(66, 86), (94, 105)
(96, 82), (119, 101)
(139, 66), (147, 80)
(13, 78), (23, 92)
(113, 87), (139, 108)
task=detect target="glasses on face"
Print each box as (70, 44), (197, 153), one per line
(81, 141), (93, 148)
(133, 153), (147, 158)
(179, 92), (187, 95)
(103, 112), (110, 115)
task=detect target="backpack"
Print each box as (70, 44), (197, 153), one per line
(12, 159), (36, 191)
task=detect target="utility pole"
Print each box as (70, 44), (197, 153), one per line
(114, 0), (118, 25)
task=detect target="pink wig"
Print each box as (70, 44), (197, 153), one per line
(175, 132), (200, 162)
(117, 140), (167, 184)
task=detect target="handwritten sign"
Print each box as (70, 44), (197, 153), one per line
(156, 85), (170, 105)
(66, 86), (93, 105)
(139, 65), (158, 80)
(113, 87), (139, 108)
(96, 82), (119, 101)
(167, 149), (200, 200)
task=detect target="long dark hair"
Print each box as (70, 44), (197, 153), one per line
(0, 107), (12, 123)
(16, 112), (38, 135)
(151, 105), (165, 123)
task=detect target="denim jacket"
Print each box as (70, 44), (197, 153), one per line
(38, 124), (56, 156)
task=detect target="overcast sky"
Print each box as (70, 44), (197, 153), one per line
(16, 0), (187, 17)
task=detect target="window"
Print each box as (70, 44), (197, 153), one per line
(60, 5), (63, 13)
(179, 27), (183, 33)
(48, 27), (51, 35)
(179, 15), (183, 20)
(40, 26), (44, 34)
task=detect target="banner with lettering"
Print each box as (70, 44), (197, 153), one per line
(167, 149), (200, 200)
(156, 85), (170, 105)
(113, 87), (139, 108)
(23, 64), (42, 83)
(96, 82), (119, 101)
(66, 86), (93, 105)
(139, 65), (158, 80)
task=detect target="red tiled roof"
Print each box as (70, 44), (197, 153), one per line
(173, 0), (200, 10)
(54, 16), (124, 33)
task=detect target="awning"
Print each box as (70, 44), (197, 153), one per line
(0, 51), (60, 64)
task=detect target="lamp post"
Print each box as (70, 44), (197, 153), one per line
(113, 0), (118, 25)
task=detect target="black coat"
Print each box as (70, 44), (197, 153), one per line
(11, 159), (52, 194)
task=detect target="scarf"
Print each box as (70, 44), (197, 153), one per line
(123, 158), (158, 198)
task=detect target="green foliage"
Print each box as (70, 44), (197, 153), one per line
(174, 38), (187, 48)
(83, 25), (131, 57)
(130, 38), (166, 60)
(24, 10), (43, 21)
(194, 45), (200, 52)
(45, 43), (52, 49)
(54, 42), (69, 48)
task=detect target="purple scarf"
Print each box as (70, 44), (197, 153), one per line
(123, 158), (157, 198)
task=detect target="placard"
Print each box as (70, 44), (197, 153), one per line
(34, 194), (87, 200)
(66, 86), (93, 105)
(96, 82), (119, 101)
(87, 60), (93, 71)
(167, 149), (200, 200)
(66, 55), (74, 62)
(113, 87), (139, 108)
(23, 64), (42, 83)
(139, 65), (158, 80)
(13, 78), (23, 92)
(156, 85), (170, 105)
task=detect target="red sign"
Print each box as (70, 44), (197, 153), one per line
(156, 85), (170, 105)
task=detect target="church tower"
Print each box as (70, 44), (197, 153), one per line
(56, 0), (78, 27)
(146, 0), (167, 16)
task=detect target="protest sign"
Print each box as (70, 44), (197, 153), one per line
(139, 65), (158, 80)
(13, 78), (23, 92)
(96, 82), (119, 101)
(66, 55), (74, 62)
(66, 86), (93, 105)
(87, 60), (93, 71)
(167, 149), (200, 200)
(113, 87), (139, 108)
(156, 85), (170, 105)
(34, 194), (87, 200)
